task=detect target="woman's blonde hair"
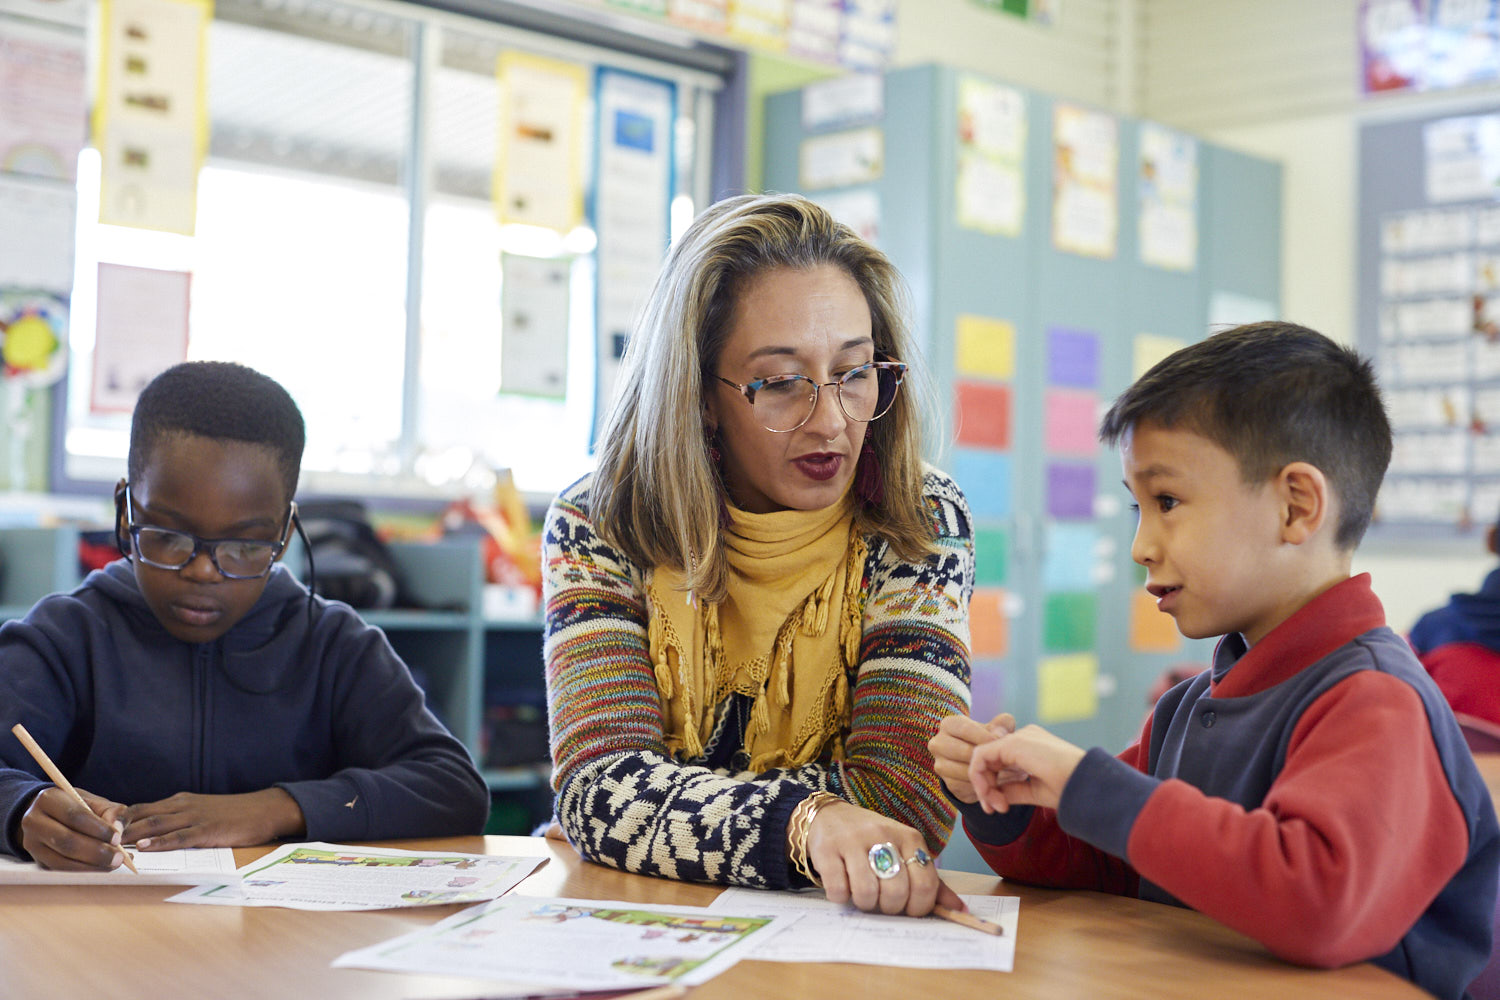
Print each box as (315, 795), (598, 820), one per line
(590, 192), (936, 603)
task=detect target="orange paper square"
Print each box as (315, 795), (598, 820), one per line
(970, 587), (1009, 657)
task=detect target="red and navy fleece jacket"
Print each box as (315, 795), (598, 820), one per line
(1409, 566), (1500, 726)
(957, 575), (1499, 1000)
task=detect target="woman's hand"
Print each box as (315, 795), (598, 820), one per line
(803, 800), (964, 916)
(121, 788), (306, 850)
(19, 786), (128, 871)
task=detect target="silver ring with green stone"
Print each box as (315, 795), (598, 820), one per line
(868, 841), (901, 879)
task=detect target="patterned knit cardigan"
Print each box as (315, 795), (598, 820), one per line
(543, 467), (974, 889)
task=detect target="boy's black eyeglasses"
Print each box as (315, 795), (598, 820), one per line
(122, 484), (296, 579)
(714, 360), (907, 433)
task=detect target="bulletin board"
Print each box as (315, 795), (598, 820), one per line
(765, 65), (1281, 757)
(1357, 104), (1500, 538)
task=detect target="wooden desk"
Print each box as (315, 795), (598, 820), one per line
(0, 835), (1424, 1000)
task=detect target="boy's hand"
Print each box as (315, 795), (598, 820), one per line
(927, 712), (1017, 803)
(969, 725), (1087, 814)
(20, 786), (129, 871)
(803, 799), (965, 917)
(122, 788), (306, 850)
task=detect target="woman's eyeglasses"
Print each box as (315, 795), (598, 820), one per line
(714, 360), (907, 433)
(122, 484), (295, 579)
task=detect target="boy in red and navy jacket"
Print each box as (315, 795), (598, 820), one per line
(930, 322), (1498, 1000)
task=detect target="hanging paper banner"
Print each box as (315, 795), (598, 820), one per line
(728, 0), (790, 51)
(495, 52), (586, 232)
(956, 75), (1026, 237)
(0, 0), (89, 27)
(94, 0), (211, 235)
(500, 253), (570, 400)
(593, 67), (675, 440)
(0, 173), (76, 292)
(0, 19), (87, 182)
(91, 263), (190, 413)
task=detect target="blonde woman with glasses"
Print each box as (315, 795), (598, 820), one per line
(543, 193), (975, 916)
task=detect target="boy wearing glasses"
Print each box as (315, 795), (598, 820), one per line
(0, 362), (488, 870)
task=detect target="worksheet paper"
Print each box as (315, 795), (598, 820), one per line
(166, 842), (543, 910)
(0, 847), (237, 885)
(706, 888), (1019, 971)
(332, 895), (793, 992)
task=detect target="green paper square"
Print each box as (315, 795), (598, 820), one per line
(973, 525), (1009, 586)
(1044, 591), (1096, 652)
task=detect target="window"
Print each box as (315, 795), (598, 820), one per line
(60, 0), (723, 500)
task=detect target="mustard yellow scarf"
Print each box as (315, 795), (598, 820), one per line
(647, 496), (867, 771)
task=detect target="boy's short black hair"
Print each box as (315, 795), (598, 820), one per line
(1098, 321), (1392, 550)
(127, 361), (305, 502)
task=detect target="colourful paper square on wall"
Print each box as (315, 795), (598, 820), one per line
(970, 586), (1009, 657)
(1039, 653), (1098, 723)
(1048, 327), (1099, 388)
(1044, 591), (1095, 652)
(970, 661), (1005, 721)
(1130, 589), (1182, 652)
(1044, 388), (1098, 457)
(956, 314), (1015, 379)
(973, 525), (1009, 585)
(1042, 523), (1097, 592)
(1046, 461), (1095, 519)
(955, 380), (1012, 449)
(1133, 332), (1186, 379)
(953, 449), (1013, 519)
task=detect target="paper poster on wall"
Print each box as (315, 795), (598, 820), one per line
(1360, 0), (1500, 94)
(839, 0), (896, 70)
(970, 586), (1009, 658)
(955, 314), (1015, 379)
(1038, 652), (1098, 723)
(1043, 591), (1095, 653)
(90, 263), (189, 413)
(814, 187), (880, 244)
(788, 0), (843, 64)
(954, 379), (1011, 450)
(728, 0), (790, 51)
(799, 127), (883, 189)
(668, 0), (729, 34)
(1047, 326), (1098, 388)
(593, 67), (674, 438)
(1423, 113), (1500, 205)
(801, 72), (881, 131)
(1051, 103), (1118, 259)
(953, 448), (1012, 519)
(94, 0), (211, 235)
(1138, 123), (1197, 271)
(500, 254), (569, 400)
(956, 75), (1026, 236)
(0, 19), (86, 181)
(495, 52), (587, 232)
(0, 173), (76, 292)
(1129, 589), (1182, 653)
(1132, 332), (1186, 379)
(0, 0), (88, 27)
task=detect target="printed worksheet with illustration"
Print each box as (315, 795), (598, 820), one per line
(0, 847), (238, 885)
(333, 895), (793, 991)
(707, 888), (1020, 971)
(166, 841), (543, 910)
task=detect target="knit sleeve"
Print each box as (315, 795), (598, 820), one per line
(542, 479), (811, 888)
(838, 468), (974, 853)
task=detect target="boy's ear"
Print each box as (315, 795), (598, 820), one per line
(1275, 461), (1329, 546)
(113, 479), (130, 556)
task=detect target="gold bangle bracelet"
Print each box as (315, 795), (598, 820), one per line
(791, 791), (844, 888)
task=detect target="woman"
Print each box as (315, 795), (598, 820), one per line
(543, 193), (974, 916)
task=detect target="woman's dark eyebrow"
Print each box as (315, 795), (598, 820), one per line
(744, 336), (874, 362)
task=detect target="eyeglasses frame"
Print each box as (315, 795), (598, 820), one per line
(713, 360), (908, 433)
(121, 483), (298, 580)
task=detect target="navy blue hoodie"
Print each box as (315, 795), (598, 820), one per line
(0, 560), (489, 858)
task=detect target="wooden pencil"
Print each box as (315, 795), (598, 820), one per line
(10, 723), (139, 874)
(933, 903), (1004, 935)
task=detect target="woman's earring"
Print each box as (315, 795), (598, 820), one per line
(855, 439), (884, 508)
